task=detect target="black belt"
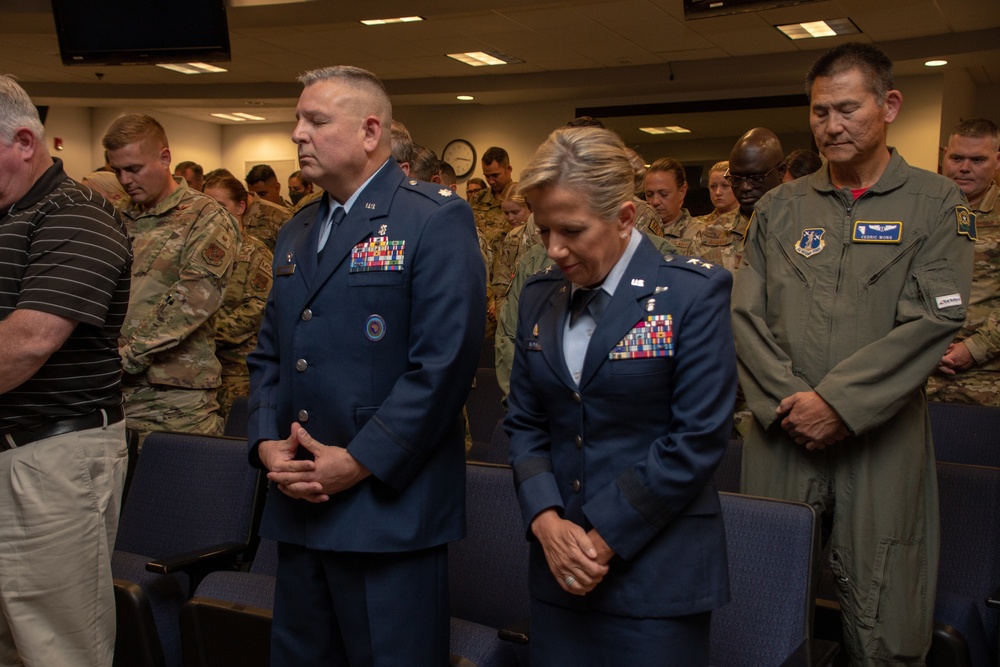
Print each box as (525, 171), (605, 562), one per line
(0, 406), (125, 450)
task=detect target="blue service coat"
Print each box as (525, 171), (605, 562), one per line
(247, 162), (486, 553)
(505, 236), (734, 617)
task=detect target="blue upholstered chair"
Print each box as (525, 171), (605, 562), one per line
(928, 402), (1000, 469)
(112, 432), (264, 667)
(711, 492), (839, 667)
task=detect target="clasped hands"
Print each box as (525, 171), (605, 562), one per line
(777, 391), (849, 451)
(531, 509), (614, 596)
(259, 422), (371, 503)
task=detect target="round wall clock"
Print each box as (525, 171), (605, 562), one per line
(442, 139), (477, 179)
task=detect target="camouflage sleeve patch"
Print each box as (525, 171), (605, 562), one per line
(198, 221), (236, 276)
(957, 206), (977, 241)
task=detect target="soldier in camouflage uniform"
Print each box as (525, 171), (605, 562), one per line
(471, 146), (516, 338)
(644, 158), (704, 255)
(927, 118), (1000, 406)
(489, 183), (534, 320)
(204, 174), (275, 421)
(104, 114), (239, 440)
(624, 148), (665, 237)
(243, 193), (292, 253)
(689, 129), (786, 273)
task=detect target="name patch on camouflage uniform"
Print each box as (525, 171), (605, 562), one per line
(852, 221), (901, 243)
(956, 206), (978, 241)
(350, 236), (405, 272)
(795, 228), (826, 258)
(610, 314), (673, 359)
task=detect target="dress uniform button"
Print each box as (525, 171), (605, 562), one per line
(295, 359), (308, 372)
(298, 410), (309, 422)
(575, 435), (582, 448)
(301, 308), (313, 321)
(572, 479), (581, 493)
(571, 392), (582, 404)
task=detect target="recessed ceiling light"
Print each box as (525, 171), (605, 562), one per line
(776, 18), (860, 40)
(447, 51), (524, 67)
(639, 126), (691, 135)
(232, 112), (267, 121)
(925, 60), (948, 67)
(361, 16), (424, 25)
(456, 95), (474, 101)
(211, 113), (247, 121)
(157, 62), (228, 75)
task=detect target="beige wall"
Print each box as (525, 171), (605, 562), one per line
(38, 74), (993, 186)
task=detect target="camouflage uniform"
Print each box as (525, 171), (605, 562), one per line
(927, 182), (1000, 405)
(215, 232), (274, 421)
(243, 196), (292, 253)
(633, 197), (664, 237)
(661, 208), (705, 256)
(490, 215), (539, 317)
(495, 232), (678, 402)
(688, 208), (751, 272)
(469, 187), (509, 256)
(119, 185), (239, 438)
(290, 188), (323, 215)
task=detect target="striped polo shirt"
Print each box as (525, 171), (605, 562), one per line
(0, 158), (132, 430)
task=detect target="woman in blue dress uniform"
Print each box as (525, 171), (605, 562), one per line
(505, 126), (737, 666)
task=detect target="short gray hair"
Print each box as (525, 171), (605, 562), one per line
(0, 75), (44, 144)
(297, 65), (391, 123)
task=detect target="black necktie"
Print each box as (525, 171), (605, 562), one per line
(317, 207), (346, 262)
(570, 287), (608, 326)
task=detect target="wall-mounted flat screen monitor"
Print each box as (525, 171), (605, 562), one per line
(684, 0), (821, 19)
(51, 0), (230, 66)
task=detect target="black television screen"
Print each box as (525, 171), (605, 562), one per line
(51, 0), (230, 66)
(684, 0), (821, 19)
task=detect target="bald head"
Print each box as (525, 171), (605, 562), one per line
(728, 127), (786, 215)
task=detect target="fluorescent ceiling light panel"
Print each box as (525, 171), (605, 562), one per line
(211, 113), (247, 121)
(157, 62), (228, 74)
(639, 126), (691, 135)
(456, 95), (474, 101)
(447, 51), (523, 67)
(776, 18), (860, 40)
(361, 16), (424, 25)
(925, 60), (948, 67)
(232, 112), (267, 120)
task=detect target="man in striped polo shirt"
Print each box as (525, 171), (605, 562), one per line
(0, 75), (132, 666)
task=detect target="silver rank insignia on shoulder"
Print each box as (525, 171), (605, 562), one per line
(686, 258), (713, 269)
(645, 298), (656, 312)
(378, 224), (387, 235)
(438, 188), (453, 197)
(631, 278), (644, 286)
(543, 266), (554, 274)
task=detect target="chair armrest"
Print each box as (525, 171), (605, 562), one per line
(986, 587), (1000, 609)
(497, 619), (530, 644)
(779, 639), (840, 667)
(145, 541), (248, 575)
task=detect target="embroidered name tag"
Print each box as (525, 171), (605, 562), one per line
(852, 221), (902, 243)
(936, 293), (963, 310)
(350, 236), (405, 272)
(610, 314), (673, 360)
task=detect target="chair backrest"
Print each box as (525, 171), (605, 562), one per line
(115, 432), (262, 559)
(709, 493), (819, 667)
(711, 438), (743, 494)
(250, 538), (279, 577)
(466, 368), (506, 446)
(935, 462), (1000, 656)
(928, 402), (1000, 468)
(223, 396), (250, 439)
(449, 462), (530, 631)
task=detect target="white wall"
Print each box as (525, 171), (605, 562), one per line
(40, 105), (95, 180)
(220, 124), (299, 187)
(888, 74), (944, 173)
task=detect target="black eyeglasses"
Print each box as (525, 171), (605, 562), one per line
(724, 163), (785, 188)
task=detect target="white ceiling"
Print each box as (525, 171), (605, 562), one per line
(3, 0), (999, 126)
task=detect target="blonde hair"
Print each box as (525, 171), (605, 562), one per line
(709, 160), (729, 175)
(500, 181), (524, 205)
(518, 127), (632, 222)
